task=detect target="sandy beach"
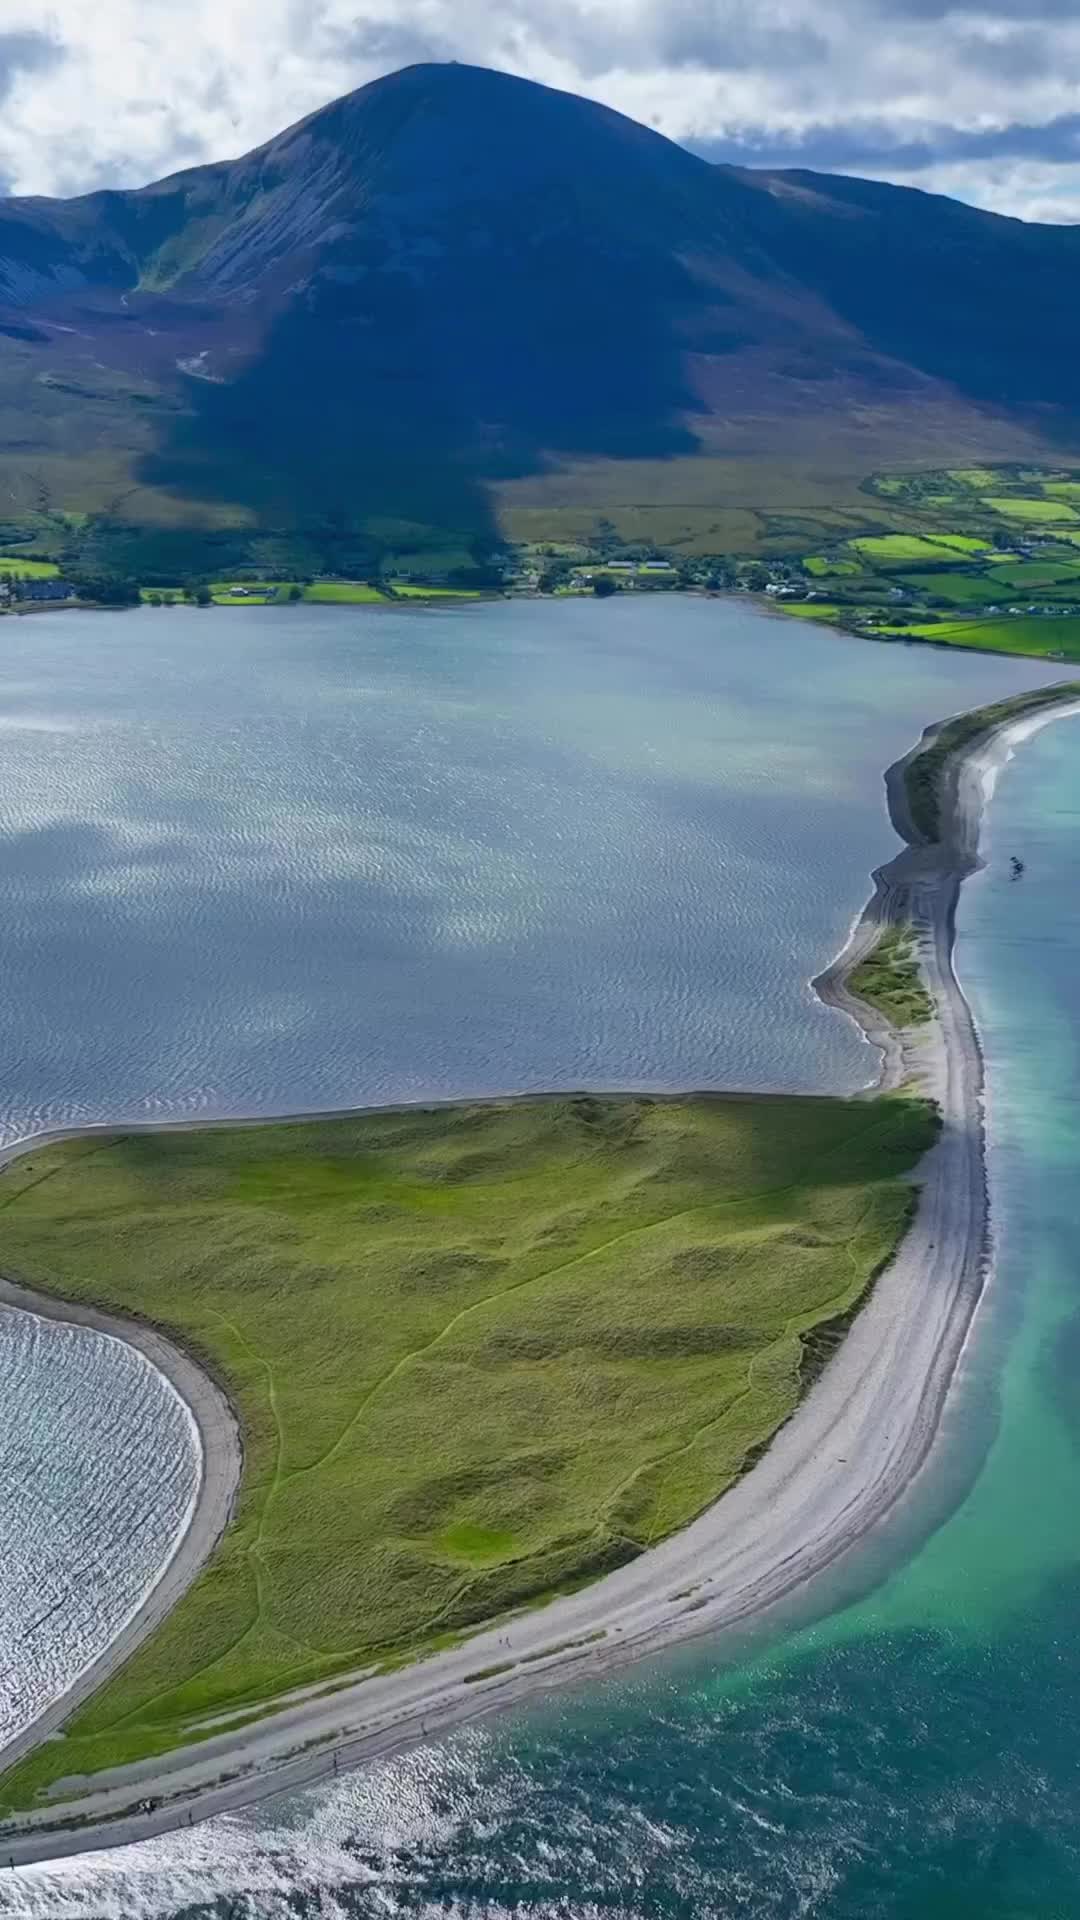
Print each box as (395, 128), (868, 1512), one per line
(2, 687), (1078, 1868)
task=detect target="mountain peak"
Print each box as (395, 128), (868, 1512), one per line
(269, 57), (708, 204)
(0, 59), (1078, 569)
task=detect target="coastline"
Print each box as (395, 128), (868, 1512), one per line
(2, 689), (1079, 1866)
(0, 1281), (243, 1784)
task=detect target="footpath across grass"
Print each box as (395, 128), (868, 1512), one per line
(0, 1093), (937, 1806)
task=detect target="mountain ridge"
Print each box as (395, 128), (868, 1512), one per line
(0, 61), (1077, 571)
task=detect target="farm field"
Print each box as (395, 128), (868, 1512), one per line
(390, 582), (482, 598)
(989, 561), (1080, 589)
(0, 1092), (935, 1807)
(0, 556), (60, 577)
(897, 573), (1006, 606)
(804, 556), (861, 578)
(304, 582), (481, 601)
(138, 581), (484, 608)
(884, 618), (1080, 659)
(301, 582), (386, 603)
(782, 465), (1080, 661)
(211, 581), (295, 603)
(983, 496), (1079, 523)
(852, 535), (989, 564)
(781, 601), (845, 620)
(14, 462), (1080, 660)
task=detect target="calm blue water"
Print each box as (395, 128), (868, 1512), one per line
(0, 601), (1076, 1917)
(0, 597), (1061, 1141)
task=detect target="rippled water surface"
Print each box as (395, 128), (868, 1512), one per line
(0, 598), (1061, 1140)
(0, 1310), (198, 1750)
(0, 599), (1074, 1915)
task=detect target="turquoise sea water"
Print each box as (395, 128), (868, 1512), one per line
(1, 605), (1077, 1915)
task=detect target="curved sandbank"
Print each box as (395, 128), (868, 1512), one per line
(2, 685), (1079, 1868)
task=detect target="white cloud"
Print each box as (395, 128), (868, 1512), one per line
(865, 159), (1080, 223)
(0, 0), (1077, 219)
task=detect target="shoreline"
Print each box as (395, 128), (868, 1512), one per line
(2, 689), (1079, 1866)
(0, 1281), (243, 1786)
(13, 590), (1080, 681)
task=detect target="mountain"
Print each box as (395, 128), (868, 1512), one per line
(0, 61), (1079, 573)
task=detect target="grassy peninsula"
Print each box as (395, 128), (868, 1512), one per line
(0, 1092), (936, 1807)
(904, 683), (1080, 842)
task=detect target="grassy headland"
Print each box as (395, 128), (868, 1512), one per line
(0, 1091), (936, 1807)
(903, 684), (1080, 843)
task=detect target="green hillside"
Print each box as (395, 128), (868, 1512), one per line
(0, 64), (1079, 571)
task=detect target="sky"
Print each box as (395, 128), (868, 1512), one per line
(1, 0), (1078, 221)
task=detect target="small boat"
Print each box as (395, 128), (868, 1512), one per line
(1010, 855), (1025, 879)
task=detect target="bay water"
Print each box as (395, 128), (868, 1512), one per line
(0, 596), (1063, 1137)
(0, 599), (1075, 1915)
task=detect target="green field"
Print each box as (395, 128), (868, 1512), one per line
(0, 555), (60, 578)
(804, 556), (861, 578)
(210, 580), (293, 603)
(0, 1093), (937, 1807)
(391, 582), (483, 599)
(849, 926), (933, 1027)
(919, 533), (989, 553)
(986, 560), (1080, 590)
(984, 496), (1079, 523)
(851, 534), (987, 569)
(898, 573), (1007, 606)
(853, 535), (959, 566)
(889, 618), (1080, 659)
(141, 581), (484, 608)
(139, 582), (295, 605)
(785, 466), (1080, 661)
(782, 602), (844, 620)
(947, 468), (1000, 491)
(301, 581), (387, 603)
(304, 582), (482, 602)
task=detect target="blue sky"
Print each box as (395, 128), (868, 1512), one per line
(1, 0), (1078, 220)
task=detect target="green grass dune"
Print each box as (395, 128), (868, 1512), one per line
(849, 926), (933, 1028)
(0, 1092), (936, 1806)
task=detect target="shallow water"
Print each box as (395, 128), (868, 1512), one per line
(0, 600), (1074, 1914)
